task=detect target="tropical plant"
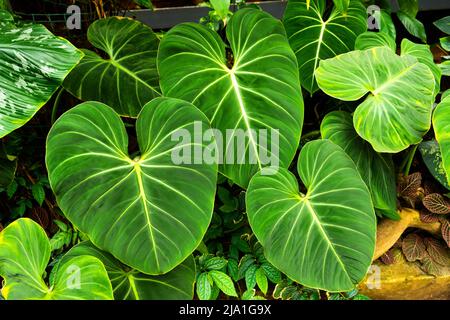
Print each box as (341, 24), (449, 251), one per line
(1, 0), (450, 301)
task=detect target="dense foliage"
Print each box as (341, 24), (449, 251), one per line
(0, 0), (449, 300)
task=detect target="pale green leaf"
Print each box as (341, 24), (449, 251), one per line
(283, 0), (367, 94)
(316, 47), (435, 153)
(46, 98), (218, 274)
(64, 17), (160, 117)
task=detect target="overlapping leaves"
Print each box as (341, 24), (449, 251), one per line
(46, 98), (217, 275)
(66, 242), (196, 300)
(158, 8), (303, 188)
(64, 17), (160, 117)
(321, 111), (399, 219)
(283, 0), (367, 94)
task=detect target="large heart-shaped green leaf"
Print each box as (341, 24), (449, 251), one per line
(283, 0), (367, 94)
(0, 20), (83, 138)
(0, 218), (113, 300)
(66, 241), (196, 300)
(63, 17), (160, 117)
(46, 98), (217, 275)
(433, 95), (450, 186)
(321, 111), (399, 220)
(158, 8), (303, 188)
(316, 47), (435, 153)
(246, 139), (376, 291)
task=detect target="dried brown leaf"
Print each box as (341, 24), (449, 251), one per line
(422, 193), (450, 214)
(402, 233), (427, 262)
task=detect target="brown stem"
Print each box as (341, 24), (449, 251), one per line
(373, 208), (442, 261)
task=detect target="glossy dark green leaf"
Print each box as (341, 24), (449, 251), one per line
(0, 218), (113, 300)
(283, 0), (367, 94)
(158, 8), (303, 188)
(0, 20), (83, 138)
(0, 147), (15, 187)
(246, 140), (376, 291)
(321, 111), (399, 219)
(64, 17), (160, 117)
(355, 31), (396, 51)
(66, 241), (196, 300)
(46, 98), (218, 275)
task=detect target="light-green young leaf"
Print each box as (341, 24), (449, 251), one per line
(316, 47), (435, 153)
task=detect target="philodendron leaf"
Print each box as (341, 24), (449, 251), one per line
(158, 8), (303, 188)
(355, 32), (396, 51)
(63, 17), (160, 117)
(246, 139), (376, 291)
(46, 98), (217, 275)
(321, 111), (399, 220)
(0, 218), (113, 300)
(433, 95), (450, 186)
(316, 47), (435, 153)
(419, 140), (450, 190)
(400, 39), (441, 94)
(355, 36), (441, 95)
(66, 241), (196, 300)
(283, 0), (366, 94)
(0, 20), (83, 138)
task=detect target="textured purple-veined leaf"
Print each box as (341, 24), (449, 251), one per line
(380, 250), (396, 265)
(424, 237), (449, 266)
(420, 253), (446, 276)
(402, 233), (427, 262)
(423, 193), (450, 214)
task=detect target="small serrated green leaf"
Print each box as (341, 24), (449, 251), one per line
(196, 272), (212, 300)
(255, 267), (268, 295)
(245, 264), (258, 290)
(204, 257), (227, 270)
(209, 270), (237, 297)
